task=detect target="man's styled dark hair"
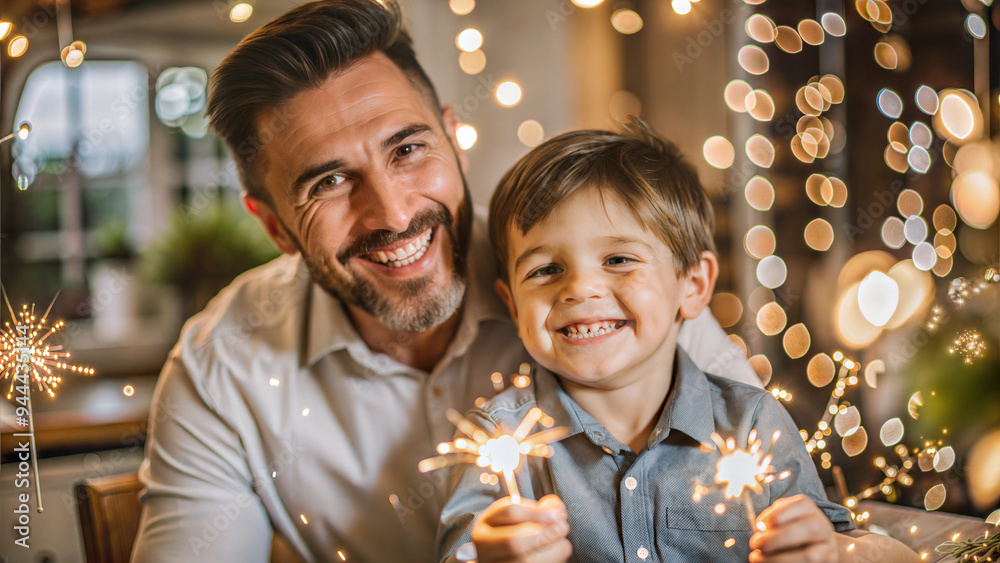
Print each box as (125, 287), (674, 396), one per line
(489, 119), (716, 281)
(207, 0), (442, 203)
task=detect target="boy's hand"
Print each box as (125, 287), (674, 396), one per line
(748, 494), (839, 563)
(471, 494), (572, 563)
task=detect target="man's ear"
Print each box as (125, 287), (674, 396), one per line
(441, 106), (470, 174)
(678, 251), (719, 320)
(243, 192), (298, 256)
(494, 279), (519, 326)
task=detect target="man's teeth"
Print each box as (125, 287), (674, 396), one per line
(564, 321), (622, 339)
(367, 230), (433, 267)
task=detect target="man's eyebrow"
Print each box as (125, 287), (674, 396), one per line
(514, 245), (550, 273)
(382, 124), (432, 151)
(291, 159), (346, 198)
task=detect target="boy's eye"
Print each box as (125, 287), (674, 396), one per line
(527, 265), (561, 279)
(606, 256), (634, 266)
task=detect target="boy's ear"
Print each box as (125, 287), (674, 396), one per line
(494, 279), (519, 325)
(243, 192), (299, 256)
(441, 106), (470, 174)
(678, 251), (719, 321)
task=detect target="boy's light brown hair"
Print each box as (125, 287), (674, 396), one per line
(489, 120), (716, 281)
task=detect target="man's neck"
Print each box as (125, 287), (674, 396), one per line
(346, 303), (462, 373)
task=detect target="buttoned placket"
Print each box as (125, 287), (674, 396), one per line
(616, 450), (653, 562)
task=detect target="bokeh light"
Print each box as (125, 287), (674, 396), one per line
(912, 242), (937, 271)
(820, 13), (847, 36)
(745, 225), (776, 259)
(783, 323), (811, 359)
(881, 217), (906, 249)
(230, 3), (253, 23)
(842, 426), (869, 457)
(807, 353), (835, 387)
(906, 146), (931, 174)
(749, 355), (773, 386)
(450, 0), (476, 15)
(804, 218), (834, 251)
(703, 136), (735, 169)
(456, 124), (478, 150)
(909, 121), (933, 148)
(798, 19), (825, 45)
(517, 120), (544, 147)
(459, 49), (487, 74)
(914, 85), (939, 115)
(757, 255), (787, 289)
(746, 15), (777, 42)
(837, 283), (882, 347)
(745, 176), (774, 211)
(611, 9), (643, 34)
(904, 215), (928, 244)
(933, 204), (957, 232)
(858, 271), (899, 327)
(965, 14), (987, 39)
(496, 81), (522, 106)
(835, 406), (862, 437)
(756, 302), (787, 336)
(710, 293), (743, 328)
(746, 134), (775, 167)
(609, 90), (642, 122)
(952, 171), (1000, 228)
(774, 25), (803, 53)
(725, 80), (753, 112)
(456, 28), (483, 52)
(877, 88), (903, 119)
(8, 35), (27, 57)
(672, 0), (692, 15)
(897, 189), (924, 217)
(738, 45), (769, 75)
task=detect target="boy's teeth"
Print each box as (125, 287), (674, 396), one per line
(367, 230), (432, 267)
(565, 321), (622, 339)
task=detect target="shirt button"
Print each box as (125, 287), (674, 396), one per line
(602, 446), (614, 455)
(432, 386), (443, 397)
(637, 546), (649, 560)
(624, 476), (638, 491)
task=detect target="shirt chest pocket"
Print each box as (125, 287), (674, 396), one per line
(656, 505), (754, 560)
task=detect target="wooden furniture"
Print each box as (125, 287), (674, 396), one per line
(75, 472), (304, 563)
(76, 472), (144, 563)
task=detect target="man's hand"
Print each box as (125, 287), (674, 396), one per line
(749, 494), (839, 563)
(471, 494), (572, 563)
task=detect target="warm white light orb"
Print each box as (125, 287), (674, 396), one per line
(571, 0), (604, 7)
(479, 435), (521, 473)
(230, 3), (253, 23)
(496, 81), (522, 106)
(456, 124), (477, 150)
(857, 271), (899, 327)
(456, 28), (483, 52)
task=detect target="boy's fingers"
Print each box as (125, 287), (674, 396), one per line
(749, 515), (833, 553)
(474, 520), (570, 559)
(522, 537), (573, 563)
(484, 498), (566, 526)
(749, 542), (836, 563)
(757, 494), (815, 528)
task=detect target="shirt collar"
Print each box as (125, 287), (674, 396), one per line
(304, 205), (509, 368)
(531, 346), (718, 453)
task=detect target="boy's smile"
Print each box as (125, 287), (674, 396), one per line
(497, 186), (712, 390)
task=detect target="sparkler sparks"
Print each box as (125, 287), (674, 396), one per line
(419, 407), (568, 504)
(1, 297), (94, 398)
(948, 330), (986, 364)
(694, 429), (787, 530)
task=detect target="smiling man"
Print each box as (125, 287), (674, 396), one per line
(131, 2), (760, 562)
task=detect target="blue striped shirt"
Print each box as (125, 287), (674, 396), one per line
(439, 348), (854, 562)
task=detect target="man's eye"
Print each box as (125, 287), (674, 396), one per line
(395, 144), (422, 158)
(314, 174), (347, 194)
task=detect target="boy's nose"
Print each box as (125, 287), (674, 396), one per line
(559, 271), (607, 303)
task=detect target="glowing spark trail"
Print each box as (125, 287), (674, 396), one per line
(419, 407), (568, 504)
(694, 429), (787, 531)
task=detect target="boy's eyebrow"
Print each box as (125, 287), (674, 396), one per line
(514, 245), (551, 273)
(605, 236), (656, 251)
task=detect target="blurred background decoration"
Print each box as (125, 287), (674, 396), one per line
(0, 0), (998, 561)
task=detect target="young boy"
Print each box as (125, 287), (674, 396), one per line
(436, 124), (918, 562)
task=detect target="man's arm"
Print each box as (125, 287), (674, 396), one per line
(131, 350), (273, 563)
(679, 307), (762, 387)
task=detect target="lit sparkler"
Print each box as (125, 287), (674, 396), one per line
(419, 407), (568, 504)
(694, 429), (788, 530)
(1, 297), (95, 398)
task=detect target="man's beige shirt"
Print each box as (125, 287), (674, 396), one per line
(132, 208), (759, 562)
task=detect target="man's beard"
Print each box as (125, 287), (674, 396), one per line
(298, 194), (473, 333)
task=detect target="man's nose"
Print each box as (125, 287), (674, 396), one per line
(559, 270), (607, 304)
(359, 169), (415, 233)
